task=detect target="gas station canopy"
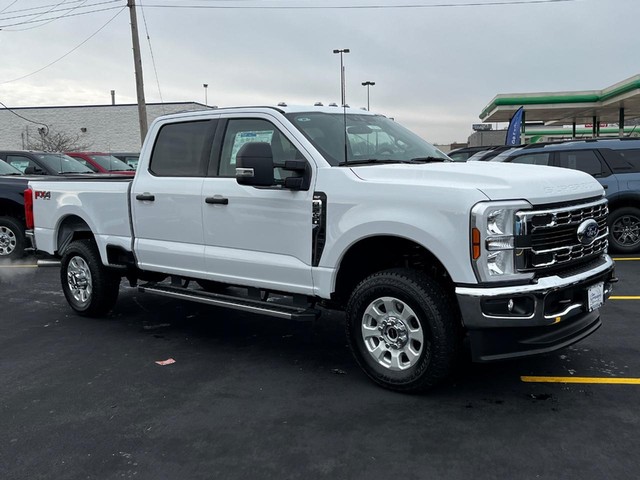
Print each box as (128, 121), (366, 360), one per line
(480, 74), (640, 126)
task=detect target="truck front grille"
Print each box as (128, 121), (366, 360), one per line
(515, 198), (609, 273)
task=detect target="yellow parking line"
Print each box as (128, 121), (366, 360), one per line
(612, 257), (640, 261)
(522, 376), (640, 385)
(610, 296), (640, 300)
(0, 264), (38, 268)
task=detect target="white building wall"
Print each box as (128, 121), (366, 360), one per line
(0, 103), (209, 152)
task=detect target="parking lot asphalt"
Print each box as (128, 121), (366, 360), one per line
(1, 257), (639, 480)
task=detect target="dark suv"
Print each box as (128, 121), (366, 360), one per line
(491, 138), (640, 253)
(0, 150), (94, 175)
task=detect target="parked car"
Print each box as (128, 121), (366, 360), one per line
(446, 146), (492, 162)
(0, 151), (94, 175)
(0, 161), (29, 260)
(66, 152), (135, 175)
(490, 138), (640, 253)
(110, 152), (140, 169)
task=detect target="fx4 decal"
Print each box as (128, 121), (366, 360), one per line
(35, 190), (51, 200)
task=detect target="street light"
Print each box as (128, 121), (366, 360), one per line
(203, 83), (208, 106)
(361, 81), (375, 111)
(332, 48), (350, 106)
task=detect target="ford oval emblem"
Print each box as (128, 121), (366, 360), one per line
(577, 219), (599, 246)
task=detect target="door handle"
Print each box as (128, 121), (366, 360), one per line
(205, 196), (229, 205)
(136, 193), (155, 201)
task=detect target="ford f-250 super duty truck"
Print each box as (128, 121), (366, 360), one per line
(26, 105), (616, 392)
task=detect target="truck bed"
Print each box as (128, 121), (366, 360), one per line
(30, 177), (134, 257)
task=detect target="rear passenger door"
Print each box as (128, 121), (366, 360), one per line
(131, 118), (218, 276)
(553, 150), (618, 196)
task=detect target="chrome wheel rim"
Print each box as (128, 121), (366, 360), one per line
(0, 225), (17, 256)
(361, 296), (424, 371)
(612, 214), (640, 247)
(67, 256), (92, 304)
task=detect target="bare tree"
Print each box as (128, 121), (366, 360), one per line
(24, 127), (93, 152)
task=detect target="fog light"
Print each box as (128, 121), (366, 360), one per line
(482, 296), (535, 317)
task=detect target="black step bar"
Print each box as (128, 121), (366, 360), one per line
(139, 283), (318, 321)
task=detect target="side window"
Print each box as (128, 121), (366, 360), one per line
(149, 120), (212, 177)
(510, 153), (550, 165)
(6, 155), (36, 173)
(556, 150), (604, 176)
(600, 148), (640, 173)
(218, 119), (305, 184)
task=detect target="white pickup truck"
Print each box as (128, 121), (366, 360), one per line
(26, 105), (616, 392)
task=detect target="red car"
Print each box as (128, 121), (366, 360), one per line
(65, 152), (136, 175)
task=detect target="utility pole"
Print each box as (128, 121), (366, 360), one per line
(128, 0), (148, 144)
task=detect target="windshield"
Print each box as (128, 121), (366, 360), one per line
(89, 155), (134, 171)
(0, 160), (22, 175)
(35, 154), (93, 174)
(285, 112), (449, 166)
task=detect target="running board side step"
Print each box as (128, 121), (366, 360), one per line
(139, 283), (319, 321)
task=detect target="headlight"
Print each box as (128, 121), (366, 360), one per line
(471, 200), (533, 283)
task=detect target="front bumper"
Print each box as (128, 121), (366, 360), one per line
(456, 254), (616, 362)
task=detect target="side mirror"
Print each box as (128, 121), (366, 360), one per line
(236, 142), (275, 187)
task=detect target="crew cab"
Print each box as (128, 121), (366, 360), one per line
(26, 105), (616, 391)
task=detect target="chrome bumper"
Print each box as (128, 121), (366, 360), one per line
(455, 255), (616, 361)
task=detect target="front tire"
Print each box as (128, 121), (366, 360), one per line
(346, 269), (460, 392)
(609, 207), (640, 254)
(60, 239), (120, 317)
(0, 216), (26, 261)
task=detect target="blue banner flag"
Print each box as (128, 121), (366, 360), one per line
(505, 107), (524, 146)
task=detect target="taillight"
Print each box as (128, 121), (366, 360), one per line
(24, 188), (34, 229)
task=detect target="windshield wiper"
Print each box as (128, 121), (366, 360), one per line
(408, 156), (449, 163)
(0, 173), (22, 176)
(338, 159), (413, 167)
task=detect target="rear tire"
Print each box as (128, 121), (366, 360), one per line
(609, 207), (640, 254)
(0, 216), (26, 261)
(346, 268), (460, 393)
(60, 239), (120, 317)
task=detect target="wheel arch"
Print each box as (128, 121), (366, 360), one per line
(56, 214), (95, 256)
(332, 235), (455, 306)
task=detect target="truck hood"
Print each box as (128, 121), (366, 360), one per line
(350, 161), (604, 205)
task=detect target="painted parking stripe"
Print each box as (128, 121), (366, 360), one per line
(610, 296), (640, 300)
(612, 257), (640, 261)
(0, 264), (38, 268)
(522, 376), (640, 385)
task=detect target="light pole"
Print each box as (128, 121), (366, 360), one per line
(362, 81), (375, 111)
(332, 48), (350, 106)
(203, 83), (208, 106)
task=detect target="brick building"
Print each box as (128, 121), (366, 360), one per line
(0, 102), (209, 152)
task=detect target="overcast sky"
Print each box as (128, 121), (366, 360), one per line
(0, 0), (636, 144)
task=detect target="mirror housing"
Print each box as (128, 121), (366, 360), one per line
(235, 142), (275, 187)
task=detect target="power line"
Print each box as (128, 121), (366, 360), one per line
(0, 3), (121, 28)
(0, 6), (126, 84)
(0, 0), (112, 17)
(0, 0), (20, 14)
(0, 100), (50, 135)
(0, 0), (120, 24)
(139, 0), (165, 111)
(139, 0), (575, 10)
(4, 0), (91, 31)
